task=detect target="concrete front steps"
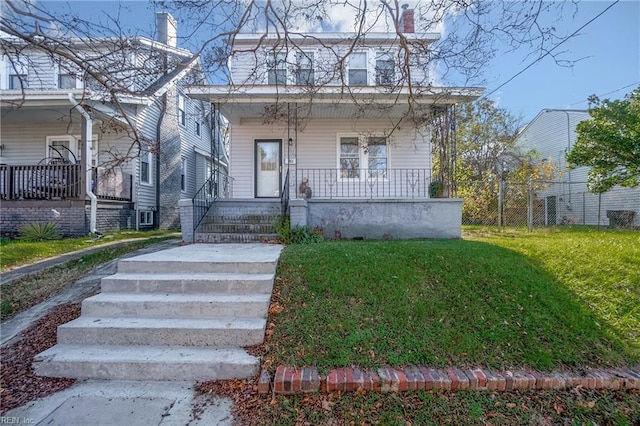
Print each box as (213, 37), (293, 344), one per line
(34, 243), (284, 381)
(195, 199), (282, 243)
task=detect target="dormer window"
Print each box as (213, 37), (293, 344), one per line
(348, 52), (367, 86)
(375, 52), (395, 86)
(295, 52), (314, 86)
(267, 52), (287, 85)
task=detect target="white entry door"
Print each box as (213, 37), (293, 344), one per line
(255, 140), (282, 197)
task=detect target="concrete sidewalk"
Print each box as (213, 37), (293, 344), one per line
(3, 380), (234, 426)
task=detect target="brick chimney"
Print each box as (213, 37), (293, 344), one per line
(400, 4), (414, 33)
(156, 12), (177, 47)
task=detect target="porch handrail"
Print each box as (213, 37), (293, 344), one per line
(192, 170), (234, 235)
(295, 168), (431, 199)
(280, 168), (290, 223)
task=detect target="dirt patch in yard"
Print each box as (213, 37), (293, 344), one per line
(0, 303), (80, 414)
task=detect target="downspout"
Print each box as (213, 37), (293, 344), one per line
(68, 93), (98, 235)
(155, 94), (167, 229)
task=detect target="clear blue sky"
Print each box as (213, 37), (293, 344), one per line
(34, 0), (640, 123)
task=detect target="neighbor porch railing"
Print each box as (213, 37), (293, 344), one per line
(192, 170), (234, 233)
(0, 164), (133, 201)
(93, 167), (133, 201)
(294, 168), (431, 199)
(0, 164), (82, 200)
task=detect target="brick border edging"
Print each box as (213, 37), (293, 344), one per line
(258, 366), (640, 395)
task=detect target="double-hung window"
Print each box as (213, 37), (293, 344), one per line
(9, 74), (27, 90)
(366, 137), (388, 178)
(141, 152), (152, 185)
(348, 52), (367, 86)
(375, 52), (395, 86)
(178, 95), (186, 126)
(339, 137), (360, 178)
(295, 52), (314, 85)
(267, 52), (287, 85)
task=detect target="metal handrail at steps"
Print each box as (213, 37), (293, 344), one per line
(192, 171), (234, 239)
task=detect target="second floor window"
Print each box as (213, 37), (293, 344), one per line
(375, 52), (395, 86)
(348, 52), (367, 86)
(9, 74), (27, 90)
(295, 52), (314, 85)
(178, 95), (186, 126)
(59, 74), (76, 89)
(267, 52), (287, 85)
(195, 121), (201, 136)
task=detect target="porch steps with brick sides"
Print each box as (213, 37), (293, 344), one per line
(195, 199), (282, 243)
(34, 243), (284, 381)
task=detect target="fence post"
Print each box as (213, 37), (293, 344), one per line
(498, 180), (504, 231)
(527, 178), (534, 233)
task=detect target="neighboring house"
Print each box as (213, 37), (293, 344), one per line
(0, 13), (227, 236)
(184, 8), (482, 241)
(515, 109), (639, 227)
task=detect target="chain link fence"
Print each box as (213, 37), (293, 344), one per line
(457, 180), (640, 230)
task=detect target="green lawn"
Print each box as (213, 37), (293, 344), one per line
(0, 230), (177, 272)
(0, 234), (178, 320)
(266, 228), (639, 370)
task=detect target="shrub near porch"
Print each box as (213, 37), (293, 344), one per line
(267, 231), (639, 371)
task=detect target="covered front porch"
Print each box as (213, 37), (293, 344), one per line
(184, 86), (474, 240)
(1, 100), (136, 236)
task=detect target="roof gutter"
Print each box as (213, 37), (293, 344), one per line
(68, 93), (99, 235)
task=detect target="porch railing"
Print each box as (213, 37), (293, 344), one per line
(192, 171), (234, 234)
(93, 167), (133, 201)
(0, 164), (133, 201)
(0, 164), (82, 200)
(281, 168), (290, 222)
(294, 168), (431, 199)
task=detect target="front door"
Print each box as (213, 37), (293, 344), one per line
(255, 139), (282, 198)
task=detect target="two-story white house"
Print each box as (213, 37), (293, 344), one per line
(1, 13), (228, 236)
(516, 109), (639, 227)
(184, 7), (482, 241)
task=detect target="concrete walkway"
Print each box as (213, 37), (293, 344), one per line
(4, 380), (233, 426)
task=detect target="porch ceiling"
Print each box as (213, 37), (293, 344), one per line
(187, 85), (483, 124)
